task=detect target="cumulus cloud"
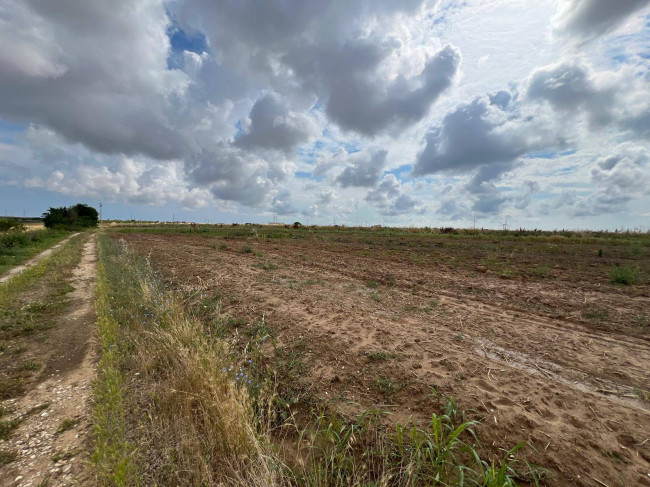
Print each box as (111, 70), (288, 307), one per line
(301, 43), (461, 135)
(412, 91), (565, 178)
(573, 143), (650, 215)
(526, 60), (650, 137)
(337, 150), (387, 187)
(0, 0), (191, 160)
(540, 144), (650, 217)
(269, 190), (297, 215)
(179, 0), (459, 135)
(365, 174), (424, 216)
(554, 0), (650, 41)
(186, 145), (272, 206)
(24, 157), (210, 209)
(235, 93), (318, 155)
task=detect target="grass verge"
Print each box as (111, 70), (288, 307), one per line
(93, 234), (283, 486)
(0, 228), (72, 276)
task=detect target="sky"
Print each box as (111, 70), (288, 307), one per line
(0, 0), (649, 230)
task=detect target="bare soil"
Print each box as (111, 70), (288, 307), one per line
(120, 232), (650, 487)
(0, 235), (97, 487)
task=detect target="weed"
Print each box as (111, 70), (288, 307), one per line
(0, 449), (17, 467)
(240, 246), (253, 254)
(581, 308), (609, 321)
(374, 376), (401, 395)
(365, 280), (378, 289)
(36, 477), (51, 487)
(0, 417), (21, 440)
(609, 265), (642, 285)
(256, 261), (279, 271)
(20, 359), (41, 371)
(634, 387), (649, 402)
(56, 418), (78, 434)
(363, 350), (398, 362)
(0, 378), (24, 400)
(369, 290), (382, 302)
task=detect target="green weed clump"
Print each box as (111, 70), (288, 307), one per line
(609, 265), (642, 285)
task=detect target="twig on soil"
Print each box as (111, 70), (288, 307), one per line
(587, 474), (611, 487)
(588, 405), (612, 432)
(487, 368), (498, 382)
(533, 363), (553, 379)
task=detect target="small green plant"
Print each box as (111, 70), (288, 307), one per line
(609, 265), (641, 285)
(255, 261), (278, 271)
(0, 417), (21, 440)
(20, 360), (41, 371)
(365, 280), (378, 289)
(374, 376), (401, 395)
(240, 246), (253, 254)
(634, 387), (649, 402)
(364, 350), (398, 362)
(56, 418), (78, 434)
(369, 290), (382, 302)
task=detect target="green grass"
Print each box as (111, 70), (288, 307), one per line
(56, 418), (78, 434)
(0, 228), (72, 275)
(19, 360), (41, 371)
(609, 265), (642, 285)
(364, 350), (399, 362)
(0, 417), (21, 440)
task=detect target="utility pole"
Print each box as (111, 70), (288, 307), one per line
(99, 203), (103, 225)
(473, 216), (477, 229)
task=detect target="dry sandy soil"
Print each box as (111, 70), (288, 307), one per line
(0, 235), (97, 487)
(120, 231), (650, 487)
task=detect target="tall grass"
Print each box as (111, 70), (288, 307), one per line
(94, 234), (539, 486)
(94, 235), (285, 486)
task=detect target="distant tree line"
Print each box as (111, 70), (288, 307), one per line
(43, 204), (98, 229)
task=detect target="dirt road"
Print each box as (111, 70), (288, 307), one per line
(121, 232), (650, 487)
(0, 235), (97, 487)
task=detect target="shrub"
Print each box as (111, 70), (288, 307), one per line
(609, 265), (642, 285)
(43, 204), (98, 229)
(0, 219), (24, 232)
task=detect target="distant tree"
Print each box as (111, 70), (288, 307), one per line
(43, 204), (98, 229)
(293, 221), (303, 228)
